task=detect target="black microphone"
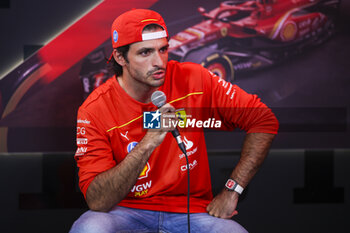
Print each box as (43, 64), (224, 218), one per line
(151, 91), (187, 154)
(152, 90), (191, 233)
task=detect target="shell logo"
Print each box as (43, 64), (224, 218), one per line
(138, 162), (150, 180)
(221, 27), (228, 37)
(281, 21), (297, 41)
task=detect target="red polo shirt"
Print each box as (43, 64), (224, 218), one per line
(75, 60), (278, 213)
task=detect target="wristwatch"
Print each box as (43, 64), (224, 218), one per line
(225, 179), (244, 194)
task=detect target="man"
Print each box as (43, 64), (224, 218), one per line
(70, 9), (278, 233)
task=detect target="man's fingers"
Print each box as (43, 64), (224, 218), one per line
(230, 210), (238, 218)
(208, 207), (236, 219)
(159, 103), (177, 131)
(209, 211), (219, 218)
(159, 103), (175, 113)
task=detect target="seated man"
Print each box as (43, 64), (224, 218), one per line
(70, 8), (278, 233)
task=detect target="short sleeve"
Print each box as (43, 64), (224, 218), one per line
(75, 108), (116, 198)
(202, 69), (279, 134)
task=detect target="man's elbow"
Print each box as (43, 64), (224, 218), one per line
(86, 198), (111, 212)
(85, 187), (112, 212)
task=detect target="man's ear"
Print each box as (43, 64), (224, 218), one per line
(113, 49), (127, 66)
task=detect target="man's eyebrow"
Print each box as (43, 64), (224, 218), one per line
(136, 43), (169, 53)
(136, 47), (154, 53)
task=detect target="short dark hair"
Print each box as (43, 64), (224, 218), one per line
(108, 44), (130, 77)
(108, 24), (165, 77)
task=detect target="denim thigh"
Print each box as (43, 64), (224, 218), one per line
(69, 206), (248, 233)
(161, 212), (248, 233)
(69, 206), (160, 233)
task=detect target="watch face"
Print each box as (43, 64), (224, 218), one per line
(226, 179), (236, 189)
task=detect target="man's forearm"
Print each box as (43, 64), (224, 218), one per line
(85, 104), (175, 212)
(85, 135), (158, 212)
(207, 132), (275, 218)
(231, 132), (275, 188)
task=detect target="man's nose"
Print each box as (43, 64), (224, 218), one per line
(152, 51), (166, 67)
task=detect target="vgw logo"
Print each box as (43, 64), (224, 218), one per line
(143, 110), (161, 129)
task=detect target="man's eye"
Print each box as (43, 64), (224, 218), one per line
(160, 47), (168, 53)
(140, 50), (151, 56)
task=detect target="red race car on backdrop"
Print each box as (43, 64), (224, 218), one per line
(168, 0), (340, 81)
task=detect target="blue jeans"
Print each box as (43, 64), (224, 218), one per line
(69, 206), (248, 233)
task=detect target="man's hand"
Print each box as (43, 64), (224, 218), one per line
(143, 103), (177, 147)
(206, 133), (276, 219)
(206, 189), (239, 219)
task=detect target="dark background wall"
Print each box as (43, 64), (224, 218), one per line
(0, 0), (349, 232)
(1, 150), (349, 233)
(0, 0), (101, 78)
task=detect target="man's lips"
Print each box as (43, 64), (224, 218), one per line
(152, 70), (165, 80)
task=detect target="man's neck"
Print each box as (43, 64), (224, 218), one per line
(117, 76), (157, 103)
